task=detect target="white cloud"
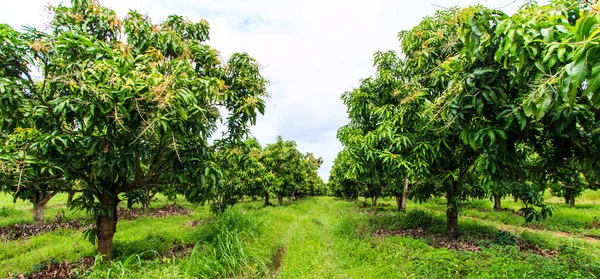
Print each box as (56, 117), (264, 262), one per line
(1, 0), (525, 180)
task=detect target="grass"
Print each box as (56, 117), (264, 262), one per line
(0, 193), (89, 227)
(384, 191), (600, 237)
(1, 192), (600, 278)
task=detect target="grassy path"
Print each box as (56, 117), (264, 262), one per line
(274, 198), (343, 278)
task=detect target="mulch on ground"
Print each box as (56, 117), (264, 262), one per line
(1, 204), (192, 242)
(162, 243), (196, 258)
(584, 216), (600, 230)
(11, 257), (94, 279)
(0, 214), (92, 242)
(373, 228), (558, 257)
(117, 204), (191, 220)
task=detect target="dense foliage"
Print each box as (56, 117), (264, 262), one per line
(0, 0), (269, 259)
(331, 0), (600, 237)
(211, 136), (325, 213)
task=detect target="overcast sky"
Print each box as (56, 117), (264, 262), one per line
(1, 0), (523, 180)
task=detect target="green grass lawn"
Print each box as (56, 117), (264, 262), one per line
(385, 191), (600, 237)
(1, 193), (600, 278)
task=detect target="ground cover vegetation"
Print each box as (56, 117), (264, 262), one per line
(0, 195), (599, 278)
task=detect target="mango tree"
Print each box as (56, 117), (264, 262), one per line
(263, 137), (304, 204)
(460, 0), (600, 212)
(212, 137), (271, 213)
(0, 24), (73, 224)
(0, 0), (267, 259)
(301, 152), (325, 197)
(329, 149), (362, 201)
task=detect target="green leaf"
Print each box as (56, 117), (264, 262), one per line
(495, 129), (507, 140)
(537, 94), (552, 120)
(487, 130), (496, 145)
(476, 97), (484, 115)
(565, 58), (588, 103)
(586, 62), (600, 101)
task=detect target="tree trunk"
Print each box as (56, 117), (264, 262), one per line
(395, 194), (402, 211)
(264, 192), (270, 206)
(446, 184), (459, 238)
(141, 188), (155, 210)
(33, 202), (45, 224)
(278, 195), (283, 205)
(97, 191), (119, 261)
(371, 196), (378, 207)
(31, 191), (55, 225)
(565, 196), (569, 205)
(67, 192), (75, 206)
(401, 177), (409, 212)
(493, 194), (502, 211)
(569, 196), (575, 208)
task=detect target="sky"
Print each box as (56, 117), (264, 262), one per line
(1, 0), (523, 180)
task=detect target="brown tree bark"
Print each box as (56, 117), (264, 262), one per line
(569, 196), (575, 208)
(264, 191), (270, 206)
(33, 202), (45, 224)
(395, 194), (402, 211)
(400, 177), (409, 212)
(277, 195), (283, 205)
(31, 191), (55, 224)
(371, 196), (378, 207)
(446, 184), (459, 239)
(493, 194), (502, 211)
(97, 190), (119, 261)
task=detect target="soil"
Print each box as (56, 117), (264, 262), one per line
(374, 228), (482, 251)
(584, 216), (600, 230)
(269, 245), (287, 276)
(184, 220), (205, 227)
(162, 243), (196, 258)
(13, 257), (94, 279)
(0, 214), (92, 242)
(117, 204), (191, 220)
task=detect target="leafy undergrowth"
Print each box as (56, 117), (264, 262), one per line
(83, 208), (271, 279)
(4, 196), (600, 278)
